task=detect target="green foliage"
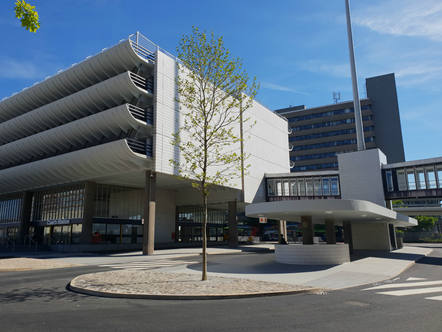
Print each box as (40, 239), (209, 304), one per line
(392, 199), (405, 207)
(413, 215), (437, 231)
(14, 0), (40, 33)
(170, 27), (259, 196)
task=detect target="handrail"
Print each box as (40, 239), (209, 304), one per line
(24, 235), (38, 252)
(126, 138), (153, 156)
(0, 235), (15, 252)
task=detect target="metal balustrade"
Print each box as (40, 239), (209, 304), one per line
(129, 73), (154, 93)
(126, 138), (153, 156)
(128, 104), (153, 124)
(0, 235), (15, 252)
(24, 235), (38, 252)
(130, 40), (155, 61)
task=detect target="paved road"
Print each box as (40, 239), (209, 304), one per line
(1, 249), (442, 332)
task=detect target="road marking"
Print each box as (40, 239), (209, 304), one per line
(425, 295), (442, 301)
(362, 280), (442, 291)
(407, 277), (428, 281)
(377, 287), (442, 297)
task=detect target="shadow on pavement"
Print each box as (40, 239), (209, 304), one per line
(186, 253), (338, 275)
(0, 284), (85, 304)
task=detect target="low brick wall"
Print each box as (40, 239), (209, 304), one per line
(275, 243), (350, 265)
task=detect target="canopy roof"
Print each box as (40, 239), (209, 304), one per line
(246, 199), (418, 227)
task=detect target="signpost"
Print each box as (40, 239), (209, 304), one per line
(259, 217), (267, 224)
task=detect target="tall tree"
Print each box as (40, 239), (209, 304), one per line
(14, 0), (40, 33)
(170, 27), (258, 281)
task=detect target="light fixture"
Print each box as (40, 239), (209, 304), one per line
(361, 214), (367, 217)
(375, 217), (382, 220)
(325, 211), (333, 214)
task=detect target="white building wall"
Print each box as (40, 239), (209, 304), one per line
(154, 188), (176, 243)
(154, 50), (289, 204)
(352, 223), (391, 251)
(338, 149), (387, 207)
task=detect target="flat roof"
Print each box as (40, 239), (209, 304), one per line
(245, 199), (417, 227)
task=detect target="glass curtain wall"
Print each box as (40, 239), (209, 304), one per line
(393, 164), (442, 191)
(267, 175), (340, 197)
(94, 184), (144, 220)
(31, 184), (85, 221)
(0, 194), (22, 224)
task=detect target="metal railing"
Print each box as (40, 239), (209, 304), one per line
(24, 235), (38, 252)
(0, 235), (15, 252)
(126, 139), (153, 156)
(129, 73), (154, 93)
(128, 105), (153, 124)
(129, 40), (155, 61)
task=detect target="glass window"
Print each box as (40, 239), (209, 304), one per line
(397, 169), (407, 191)
(437, 164), (442, 188)
(298, 179), (305, 196)
(275, 180), (282, 196)
(425, 166), (437, 189)
(385, 170), (394, 192)
(406, 168), (416, 190)
(314, 178), (322, 196)
(106, 224), (121, 244)
(283, 180), (289, 196)
(71, 224), (82, 244)
(306, 178), (314, 196)
(416, 167), (426, 190)
(322, 178), (331, 195)
(289, 179), (297, 196)
(267, 180), (275, 196)
(92, 223), (106, 244)
(330, 177), (339, 195)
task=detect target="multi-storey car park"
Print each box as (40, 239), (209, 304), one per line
(0, 32), (439, 265)
(0, 32), (290, 252)
(275, 74), (406, 172)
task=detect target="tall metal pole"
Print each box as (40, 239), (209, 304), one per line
(345, 0), (365, 151)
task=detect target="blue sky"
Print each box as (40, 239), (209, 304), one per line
(0, 0), (441, 161)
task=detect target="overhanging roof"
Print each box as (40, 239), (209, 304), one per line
(245, 199), (418, 227)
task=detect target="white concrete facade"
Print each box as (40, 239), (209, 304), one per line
(154, 50), (290, 205)
(275, 243), (350, 265)
(338, 149), (387, 207)
(351, 223), (392, 251)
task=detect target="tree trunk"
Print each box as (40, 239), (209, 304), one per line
(202, 194), (208, 281)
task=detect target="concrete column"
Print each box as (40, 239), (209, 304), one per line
(325, 219), (336, 244)
(301, 216), (314, 245)
(174, 206), (180, 243)
(81, 181), (95, 244)
(389, 224), (397, 250)
(228, 201), (238, 248)
(143, 170), (156, 255)
(283, 220), (288, 240)
(278, 220), (283, 242)
(343, 221), (353, 254)
(18, 191), (33, 244)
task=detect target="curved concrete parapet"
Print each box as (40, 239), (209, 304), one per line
(0, 104), (150, 165)
(0, 139), (151, 194)
(0, 72), (150, 145)
(0, 40), (152, 122)
(275, 244), (350, 265)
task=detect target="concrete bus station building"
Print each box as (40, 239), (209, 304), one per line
(0, 32), (440, 264)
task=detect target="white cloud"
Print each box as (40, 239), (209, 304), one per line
(353, 0), (442, 41)
(261, 82), (310, 96)
(297, 60), (351, 78)
(0, 57), (46, 79)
